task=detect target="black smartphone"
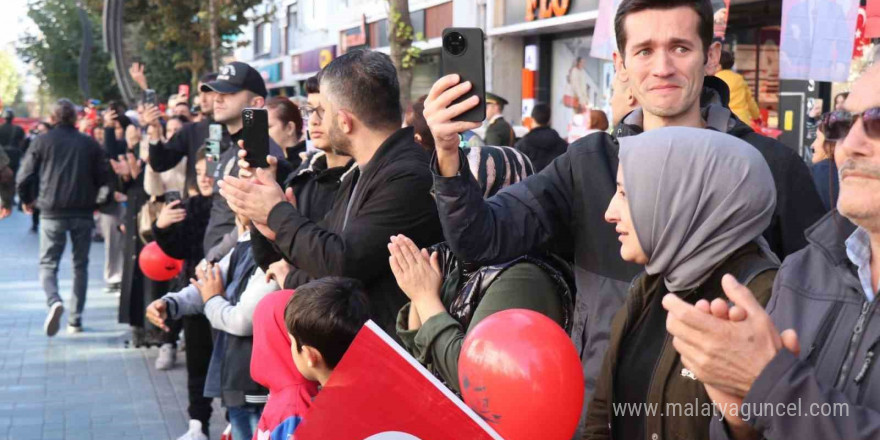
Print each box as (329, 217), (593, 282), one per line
(143, 89), (157, 107)
(164, 190), (181, 205)
(441, 28), (486, 123)
(242, 108), (270, 169)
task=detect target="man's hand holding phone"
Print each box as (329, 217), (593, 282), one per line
(423, 74), (482, 177)
(142, 105), (163, 141)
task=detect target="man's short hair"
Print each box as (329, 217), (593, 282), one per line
(51, 99), (78, 127)
(615, 0), (714, 62)
(284, 277), (370, 369)
(531, 104), (552, 126)
(320, 49), (402, 130)
(720, 50), (735, 70)
(305, 75), (320, 95)
(4, 109), (14, 123)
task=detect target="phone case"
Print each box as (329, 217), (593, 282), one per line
(441, 28), (486, 123)
(242, 108), (270, 168)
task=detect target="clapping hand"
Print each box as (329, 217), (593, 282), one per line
(191, 263), (224, 304)
(388, 235), (445, 325)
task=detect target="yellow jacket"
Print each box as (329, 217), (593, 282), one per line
(716, 69), (761, 124)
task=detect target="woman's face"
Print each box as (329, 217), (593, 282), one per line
(195, 158), (215, 196)
(268, 108), (295, 148)
(605, 166), (649, 265)
(166, 119), (183, 140)
(125, 124), (141, 150)
(811, 130), (829, 163)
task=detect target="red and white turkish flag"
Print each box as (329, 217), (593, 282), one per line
(294, 321), (502, 440)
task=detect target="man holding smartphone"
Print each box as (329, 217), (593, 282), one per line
(143, 62), (287, 258)
(218, 50), (443, 336)
(422, 0), (824, 434)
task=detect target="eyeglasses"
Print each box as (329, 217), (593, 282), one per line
(822, 108), (880, 141)
(301, 105), (326, 121)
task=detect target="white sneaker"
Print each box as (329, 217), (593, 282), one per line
(155, 343), (177, 370)
(44, 302), (64, 337)
(176, 419), (208, 440)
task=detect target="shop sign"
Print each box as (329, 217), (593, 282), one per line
(259, 63), (282, 84)
(341, 14), (369, 53)
(525, 0), (570, 21)
(292, 46), (337, 74)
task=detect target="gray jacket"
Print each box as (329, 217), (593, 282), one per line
(712, 211), (880, 439)
(163, 231), (279, 337)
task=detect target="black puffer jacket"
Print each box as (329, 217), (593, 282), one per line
(514, 126), (568, 172)
(16, 125), (112, 217)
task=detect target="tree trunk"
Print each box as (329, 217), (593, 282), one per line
(208, 0), (219, 72)
(387, 0), (414, 112)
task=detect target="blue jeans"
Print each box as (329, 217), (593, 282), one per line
(39, 216), (94, 324)
(227, 403), (263, 440)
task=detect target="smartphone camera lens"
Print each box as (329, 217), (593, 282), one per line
(443, 32), (467, 56)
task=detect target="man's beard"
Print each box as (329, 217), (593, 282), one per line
(328, 118), (352, 156)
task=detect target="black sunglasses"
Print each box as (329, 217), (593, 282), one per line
(822, 107), (880, 141)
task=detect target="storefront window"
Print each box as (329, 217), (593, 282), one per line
(550, 36), (613, 141)
(726, 26), (781, 128)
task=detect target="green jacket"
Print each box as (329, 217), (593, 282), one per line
(396, 261), (566, 393)
(484, 117), (514, 147)
(583, 243), (778, 440)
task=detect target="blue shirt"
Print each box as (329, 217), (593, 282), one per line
(846, 227), (879, 302)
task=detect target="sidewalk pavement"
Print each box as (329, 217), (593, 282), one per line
(0, 210), (225, 440)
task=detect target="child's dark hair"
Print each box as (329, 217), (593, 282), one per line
(284, 277), (370, 368)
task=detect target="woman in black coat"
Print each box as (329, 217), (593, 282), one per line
(108, 124), (170, 346)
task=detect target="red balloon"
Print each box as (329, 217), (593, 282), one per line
(139, 242), (183, 281)
(459, 309), (584, 440)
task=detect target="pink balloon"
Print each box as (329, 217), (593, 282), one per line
(459, 309), (584, 440)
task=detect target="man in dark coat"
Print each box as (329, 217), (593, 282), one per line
(484, 92), (514, 147)
(218, 50), (443, 336)
(422, 0), (824, 435)
(16, 99), (112, 336)
(514, 103), (568, 171)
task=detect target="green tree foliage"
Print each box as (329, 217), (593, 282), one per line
(18, 0), (119, 103)
(0, 51), (21, 108)
(83, 0), (265, 100)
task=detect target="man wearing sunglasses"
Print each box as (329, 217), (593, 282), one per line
(663, 63), (880, 440)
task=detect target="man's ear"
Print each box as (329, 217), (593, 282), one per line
(705, 41), (722, 75)
(253, 96), (266, 108)
(613, 52), (628, 83)
(338, 110), (353, 135)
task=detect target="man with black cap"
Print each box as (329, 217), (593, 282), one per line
(484, 92), (514, 147)
(143, 62), (288, 257)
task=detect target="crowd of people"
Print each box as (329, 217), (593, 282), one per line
(0, 0), (879, 439)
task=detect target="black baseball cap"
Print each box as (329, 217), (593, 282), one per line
(199, 62), (268, 98)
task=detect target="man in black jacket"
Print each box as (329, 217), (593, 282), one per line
(514, 103), (568, 171)
(144, 63), (288, 259)
(422, 0), (824, 434)
(16, 99), (112, 336)
(147, 72), (218, 192)
(248, 75), (356, 284)
(218, 50), (443, 335)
